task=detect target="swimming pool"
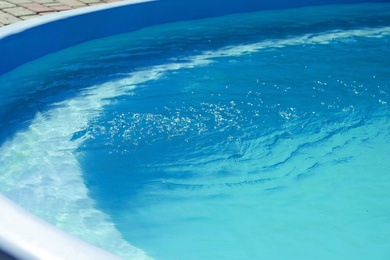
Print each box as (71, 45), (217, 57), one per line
(1, 0), (390, 259)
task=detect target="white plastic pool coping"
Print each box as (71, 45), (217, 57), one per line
(0, 194), (124, 260)
(0, 0), (388, 259)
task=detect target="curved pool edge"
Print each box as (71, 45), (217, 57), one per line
(0, 0), (389, 259)
(0, 0), (156, 76)
(2, 0), (389, 76)
(0, 194), (124, 260)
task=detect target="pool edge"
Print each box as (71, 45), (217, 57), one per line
(2, 0), (388, 75)
(0, 194), (125, 260)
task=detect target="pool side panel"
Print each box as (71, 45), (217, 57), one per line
(0, 0), (389, 75)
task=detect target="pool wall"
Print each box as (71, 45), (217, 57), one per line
(0, 0), (389, 75)
(0, 0), (388, 259)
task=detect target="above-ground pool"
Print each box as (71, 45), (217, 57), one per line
(1, 0), (390, 259)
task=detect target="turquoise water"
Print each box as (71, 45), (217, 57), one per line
(1, 3), (390, 259)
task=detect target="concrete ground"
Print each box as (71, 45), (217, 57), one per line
(0, 0), (121, 27)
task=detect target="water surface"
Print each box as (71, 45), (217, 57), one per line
(1, 3), (390, 259)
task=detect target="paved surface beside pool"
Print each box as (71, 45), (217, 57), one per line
(0, 0), (121, 27)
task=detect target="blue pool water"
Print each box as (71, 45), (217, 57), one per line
(1, 3), (390, 259)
